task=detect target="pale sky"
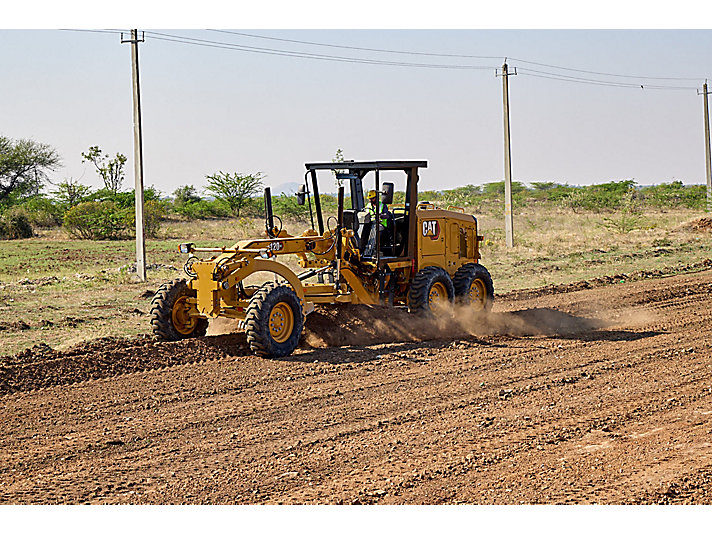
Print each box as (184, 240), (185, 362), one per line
(3, 4), (712, 196)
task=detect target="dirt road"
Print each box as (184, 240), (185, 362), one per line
(2, 269), (712, 504)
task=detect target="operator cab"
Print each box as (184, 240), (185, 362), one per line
(300, 161), (426, 262)
(348, 183), (401, 258)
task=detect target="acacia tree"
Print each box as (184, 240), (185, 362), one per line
(53, 177), (92, 208)
(81, 146), (127, 196)
(205, 171), (263, 217)
(0, 136), (61, 204)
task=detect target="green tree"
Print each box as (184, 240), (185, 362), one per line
(205, 171), (263, 217)
(53, 177), (93, 208)
(0, 136), (61, 205)
(173, 185), (202, 205)
(81, 146), (127, 196)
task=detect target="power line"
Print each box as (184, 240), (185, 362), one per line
(58, 29), (708, 89)
(143, 31), (496, 70)
(59, 28), (124, 36)
(509, 56), (702, 82)
(209, 29), (503, 60)
(518, 68), (699, 90)
(209, 29), (705, 83)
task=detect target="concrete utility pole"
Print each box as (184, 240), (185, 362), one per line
(122, 29), (147, 281)
(699, 81), (712, 213)
(498, 61), (517, 248)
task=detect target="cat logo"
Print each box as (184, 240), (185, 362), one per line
(422, 220), (440, 240)
(267, 241), (284, 252)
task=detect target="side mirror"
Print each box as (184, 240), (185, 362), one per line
(296, 184), (306, 206)
(382, 182), (394, 204)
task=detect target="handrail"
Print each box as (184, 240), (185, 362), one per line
(447, 205), (465, 213)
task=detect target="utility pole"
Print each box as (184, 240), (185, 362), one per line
(699, 80), (712, 213)
(122, 29), (147, 281)
(497, 61), (517, 248)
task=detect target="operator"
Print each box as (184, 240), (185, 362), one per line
(365, 189), (389, 229)
(362, 189), (391, 255)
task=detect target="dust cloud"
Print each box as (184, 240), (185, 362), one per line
(302, 303), (610, 348)
(204, 301), (643, 349)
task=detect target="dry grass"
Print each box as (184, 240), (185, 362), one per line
(0, 207), (710, 357)
(477, 207), (710, 291)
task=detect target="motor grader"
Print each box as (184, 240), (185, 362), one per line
(150, 161), (494, 357)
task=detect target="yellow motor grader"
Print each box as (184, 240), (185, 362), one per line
(150, 161), (493, 357)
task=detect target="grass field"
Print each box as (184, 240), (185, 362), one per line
(1, 207), (710, 358)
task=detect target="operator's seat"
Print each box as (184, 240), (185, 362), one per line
(359, 210), (395, 258)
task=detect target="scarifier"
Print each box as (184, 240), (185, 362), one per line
(150, 161), (494, 357)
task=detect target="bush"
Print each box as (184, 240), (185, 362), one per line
(90, 186), (163, 209)
(561, 180), (636, 212)
(173, 198), (232, 219)
(272, 193), (310, 222)
(125, 200), (165, 238)
(0, 213), (34, 240)
(13, 196), (64, 227)
(640, 181), (706, 210)
(64, 198), (165, 240)
(173, 185), (202, 205)
(63, 201), (130, 240)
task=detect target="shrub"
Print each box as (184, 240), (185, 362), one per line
(52, 178), (93, 209)
(272, 193), (310, 222)
(91, 186), (163, 209)
(600, 189), (646, 233)
(63, 201), (130, 240)
(640, 181), (706, 210)
(173, 185), (202, 205)
(125, 200), (165, 238)
(64, 198), (165, 240)
(561, 180), (636, 212)
(174, 199), (231, 219)
(0, 212), (34, 240)
(13, 196), (64, 227)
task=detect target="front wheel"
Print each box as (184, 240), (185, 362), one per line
(453, 263), (494, 312)
(244, 283), (304, 358)
(150, 278), (208, 340)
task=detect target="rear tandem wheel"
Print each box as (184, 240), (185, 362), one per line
(453, 263), (494, 312)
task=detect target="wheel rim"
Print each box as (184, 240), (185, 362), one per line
(428, 281), (448, 306)
(469, 278), (487, 311)
(172, 295), (197, 335)
(269, 302), (294, 343)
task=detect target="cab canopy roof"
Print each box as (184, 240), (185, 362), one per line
(304, 161), (427, 172)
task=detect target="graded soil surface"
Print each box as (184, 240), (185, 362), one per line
(2, 269), (712, 504)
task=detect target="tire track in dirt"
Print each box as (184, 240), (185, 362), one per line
(2, 269), (712, 503)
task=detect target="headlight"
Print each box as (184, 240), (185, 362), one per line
(179, 242), (194, 254)
(259, 248), (274, 259)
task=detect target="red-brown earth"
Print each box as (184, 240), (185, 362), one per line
(2, 269), (712, 504)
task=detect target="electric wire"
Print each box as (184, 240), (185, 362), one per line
(508, 56), (702, 82)
(518, 68), (699, 90)
(209, 29), (503, 60)
(142, 31), (496, 70)
(209, 29), (704, 82)
(58, 29), (707, 90)
(59, 28), (124, 35)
